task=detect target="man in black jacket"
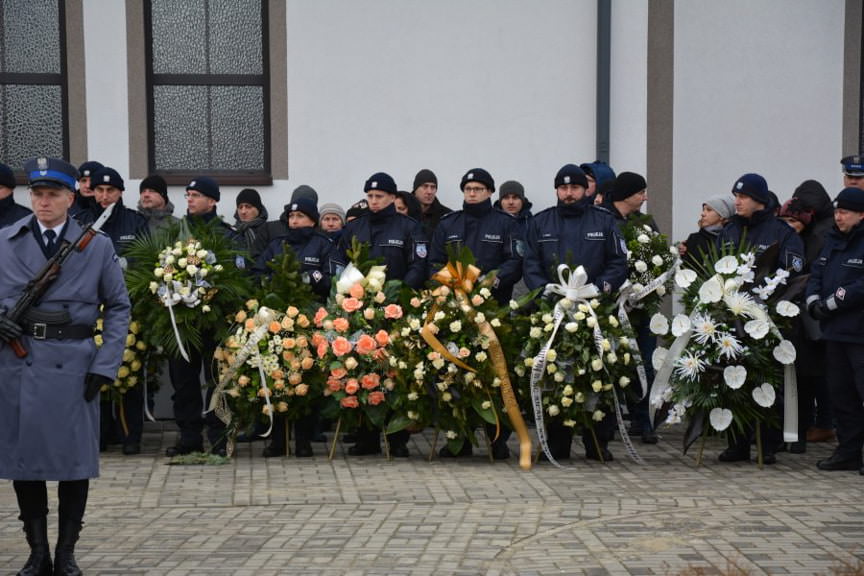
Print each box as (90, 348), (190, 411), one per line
(0, 162), (31, 229)
(413, 169), (452, 236)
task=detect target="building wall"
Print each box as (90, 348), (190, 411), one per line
(671, 0), (845, 243)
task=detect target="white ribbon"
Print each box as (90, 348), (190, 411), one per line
(335, 262), (366, 294)
(531, 265), (643, 466)
(142, 350), (156, 423)
(161, 293), (190, 362)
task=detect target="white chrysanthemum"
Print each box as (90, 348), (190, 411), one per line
(716, 332), (744, 360)
(744, 319), (770, 340)
(652, 347), (668, 371)
(671, 314), (691, 337)
(698, 276), (723, 303)
(675, 268), (698, 288)
(752, 383), (776, 408)
(715, 256), (739, 274)
(709, 407), (733, 431)
(723, 365), (747, 389)
(674, 352), (707, 381)
(649, 313), (669, 335)
(776, 300), (800, 318)
(772, 340), (796, 365)
(724, 290), (756, 317)
(691, 313), (718, 344)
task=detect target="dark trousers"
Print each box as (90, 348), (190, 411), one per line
(168, 341), (225, 450)
(268, 413), (316, 450)
(795, 336), (833, 435)
(626, 318), (657, 433)
(825, 341), (864, 459)
(121, 386), (145, 444)
(14, 480), (89, 523)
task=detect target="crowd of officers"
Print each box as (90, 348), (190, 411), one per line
(2, 156), (863, 478)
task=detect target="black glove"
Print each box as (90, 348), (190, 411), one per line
(84, 373), (113, 402)
(808, 300), (832, 321)
(0, 314), (23, 343)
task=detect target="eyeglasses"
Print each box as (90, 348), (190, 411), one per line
(185, 192), (204, 199)
(464, 186), (488, 193)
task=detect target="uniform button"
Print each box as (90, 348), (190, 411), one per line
(56, 364), (63, 369)
(26, 360), (32, 366)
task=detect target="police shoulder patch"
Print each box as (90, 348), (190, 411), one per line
(416, 243), (428, 258)
(836, 287), (846, 301)
(792, 255), (803, 273)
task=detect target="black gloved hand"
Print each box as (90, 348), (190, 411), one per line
(808, 300), (832, 321)
(0, 314), (23, 343)
(84, 373), (113, 402)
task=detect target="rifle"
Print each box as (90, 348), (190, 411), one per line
(6, 203), (116, 358)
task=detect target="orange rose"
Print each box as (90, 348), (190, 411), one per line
(282, 337), (296, 349)
(316, 342), (329, 359)
(268, 320), (282, 333)
(314, 307), (328, 326)
(311, 332), (325, 346)
(367, 391), (386, 406)
(327, 379), (343, 392)
(344, 379), (360, 395)
(332, 337), (353, 356)
(374, 330), (390, 347)
(342, 297), (363, 313)
(349, 283), (365, 299)
(361, 373), (380, 390)
(340, 396), (359, 409)
(333, 317), (350, 332)
(330, 367), (347, 380)
(384, 304), (403, 319)
(355, 334), (377, 355)
(244, 318), (256, 332)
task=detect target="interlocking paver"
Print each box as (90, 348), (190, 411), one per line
(2, 422), (863, 575)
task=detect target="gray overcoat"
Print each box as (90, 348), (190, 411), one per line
(0, 215), (130, 481)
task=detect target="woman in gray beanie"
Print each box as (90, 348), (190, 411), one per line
(679, 194), (734, 268)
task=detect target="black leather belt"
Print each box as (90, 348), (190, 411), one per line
(23, 322), (94, 340)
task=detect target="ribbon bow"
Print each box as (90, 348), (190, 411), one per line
(545, 264), (600, 303)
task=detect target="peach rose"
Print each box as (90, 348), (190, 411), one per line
(238, 375), (250, 387)
(349, 283), (365, 299)
(363, 308), (375, 320)
(287, 306), (299, 318)
(333, 317), (350, 332)
(471, 294), (484, 306)
(330, 367), (347, 380)
(276, 401), (289, 413)
(410, 297), (422, 308)
(355, 334), (377, 355)
(235, 310), (248, 322)
(342, 297), (363, 313)
(375, 330), (390, 347)
(281, 317), (294, 330)
(361, 373), (380, 390)
(316, 342), (329, 358)
(340, 396), (359, 409)
(301, 356), (314, 370)
(270, 369), (284, 380)
(344, 379), (360, 395)
(297, 315), (310, 328)
(296, 335), (308, 348)
(273, 380), (285, 390)
(384, 304), (403, 319)
(295, 383), (309, 396)
(367, 391), (386, 406)
(288, 372), (302, 385)
(282, 350), (294, 362)
(314, 307), (328, 326)
(244, 318), (256, 332)
(257, 387), (272, 398)
(282, 337), (296, 349)
(332, 337), (353, 356)
(327, 379), (343, 392)
(268, 320), (282, 333)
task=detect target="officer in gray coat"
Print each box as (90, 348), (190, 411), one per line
(0, 157), (130, 576)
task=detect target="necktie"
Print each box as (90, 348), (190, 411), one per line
(44, 229), (57, 258)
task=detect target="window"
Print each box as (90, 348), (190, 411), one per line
(0, 0), (68, 170)
(144, 0), (270, 183)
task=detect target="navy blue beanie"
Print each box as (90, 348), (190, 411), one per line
(187, 176), (220, 202)
(835, 187), (864, 212)
(364, 172), (397, 195)
(554, 164), (588, 189)
(732, 173), (770, 206)
(78, 160), (104, 179)
(0, 163), (15, 189)
(90, 167), (125, 191)
(287, 197), (319, 223)
(460, 168), (495, 192)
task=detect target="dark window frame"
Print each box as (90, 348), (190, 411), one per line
(143, 0), (272, 186)
(0, 0), (69, 182)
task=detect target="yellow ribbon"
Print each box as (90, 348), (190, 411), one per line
(421, 262), (533, 470)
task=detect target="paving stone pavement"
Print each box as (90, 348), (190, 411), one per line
(2, 422), (863, 575)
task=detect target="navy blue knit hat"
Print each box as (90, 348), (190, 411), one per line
(554, 164), (588, 189)
(460, 168), (495, 192)
(0, 162), (15, 189)
(78, 160), (104, 179)
(90, 167), (125, 191)
(364, 172), (397, 195)
(187, 176), (220, 202)
(834, 187), (864, 212)
(610, 172), (647, 202)
(732, 173), (770, 206)
(287, 197), (319, 224)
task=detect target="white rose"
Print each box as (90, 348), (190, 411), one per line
(649, 313), (669, 335)
(547, 405), (560, 417)
(637, 234), (650, 244)
(565, 322), (578, 333)
(634, 260), (648, 273)
(651, 255), (664, 267)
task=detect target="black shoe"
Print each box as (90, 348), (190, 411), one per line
(760, 452), (777, 465)
(585, 447), (613, 462)
(859, 466), (864, 476)
(641, 430), (659, 444)
(54, 521), (82, 576)
(788, 441), (806, 454)
(262, 444), (286, 458)
(122, 442), (141, 455)
(439, 442), (473, 458)
(165, 443), (203, 457)
(717, 448), (750, 462)
(817, 453), (862, 471)
(491, 442), (510, 460)
(347, 442), (381, 456)
(389, 443), (409, 458)
(19, 516), (52, 576)
(294, 442), (313, 458)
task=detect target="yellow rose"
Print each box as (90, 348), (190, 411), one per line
(117, 366), (130, 378)
(130, 360), (142, 372)
(129, 321), (140, 334)
(126, 334), (136, 347)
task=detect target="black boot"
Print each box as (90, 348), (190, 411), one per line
(54, 521), (82, 576)
(18, 517), (52, 576)
(294, 415), (314, 458)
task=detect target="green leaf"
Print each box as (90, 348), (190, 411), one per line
(385, 414), (412, 435)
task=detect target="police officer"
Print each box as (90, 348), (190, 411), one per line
(137, 174), (177, 234)
(89, 167), (149, 457)
(412, 168), (452, 235)
(0, 162), (31, 229)
(429, 168), (522, 459)
(717, 173), (805, 464)
(338, 172), (429, 457)
(841, 155), (864, 191)
(806, 187), (864, 474)
(0, 157), (130, 576)
(254, 198), (342, 457)
(165, 177), (234, 457)
(69, 160), (103, 220)
(523, 163), (628, 461)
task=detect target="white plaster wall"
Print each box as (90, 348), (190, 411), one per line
(672, 0), (845, 244)
(609, 0), (648, 176)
